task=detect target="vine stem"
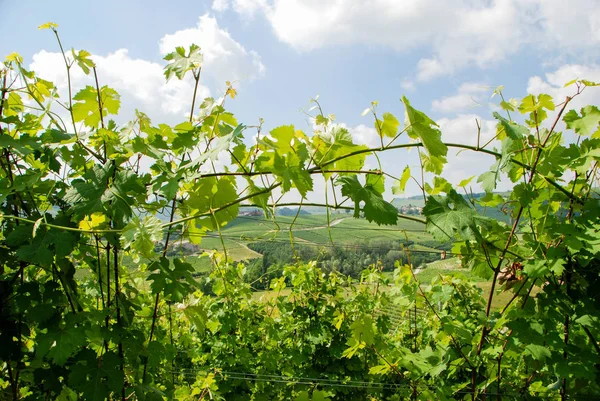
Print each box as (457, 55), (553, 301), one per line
(113, 245), (126, 401)
(0, 135), (583, 236)
(471, 95), (574, 399)
(143, 66), (202, 383)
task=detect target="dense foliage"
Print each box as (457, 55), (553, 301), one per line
(244, 239), (448, 289)
(1, 24), (600, 400)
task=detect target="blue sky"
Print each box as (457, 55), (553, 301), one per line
(2, 0), (599, 198)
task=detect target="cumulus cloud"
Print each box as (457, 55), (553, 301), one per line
(159, 14), (265, 85)
(220, 0), (600, 82)
(346, 123), (381, 148)
(212, 0), (268, 17)
(431, 82), (490, 114)
(29, 15), (264, 124)
(527, 64), (600, 114)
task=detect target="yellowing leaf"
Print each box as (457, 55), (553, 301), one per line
(5, 52), (23, 64)
(375, 112), (400, 138)
(78, 212), (107, 231)
(38, 22), (58, 30)
(458, 175), (475, 188)
(392, 166), (411, 195)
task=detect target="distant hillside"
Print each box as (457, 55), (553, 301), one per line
(391, 196), (425, 208)
(392, 192), (511, 224)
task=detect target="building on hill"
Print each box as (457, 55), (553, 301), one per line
(398, 204), (423, 215)
(239, 210), (263, 217)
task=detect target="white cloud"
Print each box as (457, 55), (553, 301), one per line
(432, 82), (490, 114)
(212, 0), (267, 17)
(527, 64), (600, 115)
(30, 49), (201, 123)
(400, 79), (416, 92)
(159, 14), (265, 85)
(224, 0), (600, 81)
(28, 15), (264, 125)
(347, 123), (381, 148)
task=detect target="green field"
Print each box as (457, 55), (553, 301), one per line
(192, 213), (437, 261)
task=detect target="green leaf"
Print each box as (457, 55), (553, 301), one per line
(295, 391), (310, 401)
(41, 129), (76, 144)
(71, 49), (96, 75)
(523, 260), (548, 278)
(38, 315), (86, 366)
(524, 344), (551, 361)
(56, 387), (77, 401)
(425, 176), (453, 195)
(499, 100), (516, 112)
(69, 350), (123, 401)
(311, 390), (332, 401)
(121, 216), (163, 260)
(16, 228), (55, 266)
(563, 106), (600, 137)
(187, 176), (240, 230)
(375, 112), (400, 138)
(72, 86), (120, 128)
(365, 172), (384, 194)
(262, 125), (297, 154)
(424, 189), (484, 241)
(575, 315), (599, 330)
(191, 124), (245, 168)
(163, 44), (203, 80)
(315, 114), (328, 126)
(4, 92), (24, 117)
(246, 179), (270, 215)
(392, 166), (411, 195)
(518, 94), (554, 113)
(312, 126), (368, 174)
(349, 314), (376, 345)
(402, 96), (447, 171)
(147, 257), (198, 301)
(494, 112), (528, 140)
(337, 175), (397, 225)
(477, 170), (497, 193)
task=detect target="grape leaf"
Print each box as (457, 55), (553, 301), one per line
(163, 44), (202, 80)
(375, 112), (400, 138)
(37, 314), (86, 366)
(350, 314), (376, 345)
(190, 124), (245, 168)
(402, 96), (447, 172)
(121, 216), (163, 259)
(424, 189), (485, 241)
(147, 257), (198, 301)
(69, 350), (123, 401)
(337, 175), (397, 225)
(366, 172), (385, 194)
(187, 176), (240, 230)
(494, 112), (528, 140)
(72, 86), (120, 128)
(71, 49), (96, 75)
(313, 126), (368, 173)
(524, 344), (551, 361)
(392, 166), (411, 195)
(563, 106), (600, 137)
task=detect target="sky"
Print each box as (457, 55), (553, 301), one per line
(1, 0), (599, 201)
